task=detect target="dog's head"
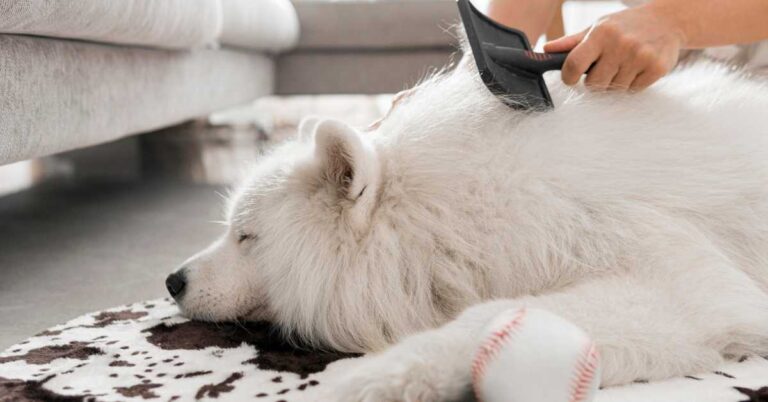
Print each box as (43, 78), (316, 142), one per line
(166, 116), (401, 348)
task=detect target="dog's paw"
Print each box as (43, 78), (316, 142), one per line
(330, 352), (446, 402)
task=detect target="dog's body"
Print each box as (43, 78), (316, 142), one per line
(171, 55), (768, 400)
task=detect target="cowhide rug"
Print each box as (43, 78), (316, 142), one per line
(1, 299), (768, 402)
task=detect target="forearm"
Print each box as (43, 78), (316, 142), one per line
(649, 0), (768, 48)
(485, 0), (563, 42)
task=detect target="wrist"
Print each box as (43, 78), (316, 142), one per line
(644, 1), (691, 48)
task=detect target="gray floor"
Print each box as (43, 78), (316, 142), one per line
(0, 179), (224, 349)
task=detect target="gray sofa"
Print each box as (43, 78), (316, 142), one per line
(0, 0), (300, 165)
(0, 0), (458, 169)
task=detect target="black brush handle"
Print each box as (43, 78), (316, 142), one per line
(484, 44), (572, 75)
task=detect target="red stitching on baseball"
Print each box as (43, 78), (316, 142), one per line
(569, 342), (600, 402)
(471, 307), (527, 402)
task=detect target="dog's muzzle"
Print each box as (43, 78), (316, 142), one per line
(165, 268), (188, 300)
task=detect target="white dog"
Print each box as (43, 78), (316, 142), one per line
(166, 46), (768, 401)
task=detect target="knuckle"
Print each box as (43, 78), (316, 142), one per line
(597, 21), (620, 37)
(636, 47), (655, 62)
(623, 37), (641, 52)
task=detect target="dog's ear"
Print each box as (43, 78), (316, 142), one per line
(313, 119), (381, 229)
(298, 115), (322, 142)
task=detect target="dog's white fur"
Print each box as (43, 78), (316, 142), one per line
(173, 48), (768, 400)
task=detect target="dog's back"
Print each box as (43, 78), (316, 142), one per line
(372, 61), (768, 298)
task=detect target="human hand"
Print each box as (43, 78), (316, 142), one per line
(544, 4), (686, 91)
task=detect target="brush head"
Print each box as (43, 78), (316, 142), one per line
(457, 0), (554, 110)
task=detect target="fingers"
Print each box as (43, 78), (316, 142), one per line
(543, 30), (587, 53)
(560, 29), (602, 86)
(583, 56), (620, 90)
(627, 48), (669, 91)
(561, 26), (666, 91)
(607, 48), (643, 90)
(610, 65), (640, 90)
(553, 11), (677, 92)
(629, 66), (666, 91)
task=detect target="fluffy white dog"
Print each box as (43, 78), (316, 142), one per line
(167, 47), (768, 401)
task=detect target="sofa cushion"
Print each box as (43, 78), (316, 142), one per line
(0, 0), (222, 49)
(0, 0), (301, 52)
(0, 34), (275, 165)
(220, 0), (300, 52)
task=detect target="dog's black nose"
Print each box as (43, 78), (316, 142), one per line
(165, 269), (187, 299)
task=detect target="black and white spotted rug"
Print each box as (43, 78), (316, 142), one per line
(1, 299), (767, 401)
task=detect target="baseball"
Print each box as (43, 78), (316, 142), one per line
(472, 307), (601, 402)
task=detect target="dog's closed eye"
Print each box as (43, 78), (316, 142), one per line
(237, 233), (258, 244)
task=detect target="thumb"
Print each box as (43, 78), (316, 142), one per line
(544, 29), (587, 53)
